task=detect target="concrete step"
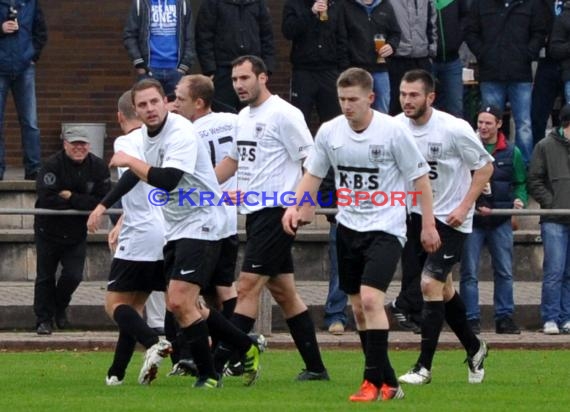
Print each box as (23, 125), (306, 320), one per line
(0, 280), (543, 332)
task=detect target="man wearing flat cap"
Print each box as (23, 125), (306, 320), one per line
(33, 126), (110, 335)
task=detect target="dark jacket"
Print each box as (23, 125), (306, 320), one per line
(195, 0), (275, 75)
(123, 0), (194, 73)
(341, 0), (401, 72)
(435, 0), (470, 62)
(528, 127), (570, 224)
(550, 7), (570, 81)
(474, 132), (515, 228)
(465, 0), (548, 82)
(34, 151), (111, 244)
(0, 0), (47, 75)
(282, 0), (349, 71)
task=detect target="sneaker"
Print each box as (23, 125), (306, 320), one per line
(386, 302), (421, 333)
(349, 380), (379, 402)
(36, 321), (52, 335)
(223, 361), (244, 377)
(167, 359), (198, 377)
(296, 369), (330, 381)
(398, 364), (431, 385)
(105, 375), (123, 386)
(560, 321), (570, 334)
(380, 384), (405, 401)
(193, 377), (222, 388)
(466, 339), (488, 384)
(328, 321), (345, 335)
(242, 343), (261, 386)
(543, 321), (560, 335)
(495, 316), (521, 334)
(138, 338), (173, 385)
(250, 333), (267, 353)
(468, 319), (481, 335)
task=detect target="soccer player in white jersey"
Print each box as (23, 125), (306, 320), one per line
(215, 55), (328, 380)
(283, 67), (440, 402)
(102, 90), (167, 386)
(87, 79), (262, 389)
(395, 70), (494, 386)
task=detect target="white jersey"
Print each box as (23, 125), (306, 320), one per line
(193, 112), (238, 234)
(304, 111), (430, 245)
(113, 130), (165, 261)
(142, 112), (230, 241)
(229, 95), (313, 214)
(396, 109), (494, 233)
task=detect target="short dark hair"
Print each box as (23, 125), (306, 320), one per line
(231, 55), (268, 76)
(401, 69), (436, 94)
(118, 90), (137, 120)
(131, 78), (165, 105)
(337, 67), (373, 92)
(180, 75), (214, 108)
(560, 104), (570, 129)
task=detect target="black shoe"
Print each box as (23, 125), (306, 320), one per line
(386, 302), (421, 333)
(37, 322), (53, 335)
(24, 171), (38, 181)
(296, 369), (330, 381)
(55, 312), (69, 329)
(468, 319), (481, 335)
(495, 316), (521, 334)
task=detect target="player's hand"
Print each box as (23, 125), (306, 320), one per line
(87, 204), (106, 233)
(109, 151), (132, 168)
(446, 205), (469, 228)
(420, 226), (441, 253)
(282, 207), (301, 236)
(223, 189), (243, 205)
(476, 205), (492, 216)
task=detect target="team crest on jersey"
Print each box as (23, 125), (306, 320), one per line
(427, 142), (443, 160)
(254, 123), (266, 139)
(368, 145), (386, 163)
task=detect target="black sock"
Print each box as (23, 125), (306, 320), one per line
(232, 313), (256, 334)
(113, 304), (158, 349)
(182, 319), (216, 379)
(445, 292), (480, 357)
(207, 308), (251, 353)
(417, 301), (445, 371)
(164, 310), (180, 364)
(363, 330), (384, 387)
(107, 331), (136, 380)
(212, 312), (256, 374)
(286, 310), (326, 373)
(377, 330), (397, 387)
(358, 330), (367, 355)
(221, 297), (237, 319)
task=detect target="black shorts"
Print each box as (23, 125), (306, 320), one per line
(337, 224), (402, 294)
(107, 258), (166, 293)
(201, 234), (238, 296)
(242, 207), (294, 276)
(423, 218), (467, 282)
(164, 238), (221, 289)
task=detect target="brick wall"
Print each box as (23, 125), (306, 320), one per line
(2, 0), (293, 168)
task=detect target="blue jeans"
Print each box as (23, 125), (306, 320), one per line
(565, 81), (570, 106)
(372, 71), (390, 114)
(139, 68), (183, 97)
(459, 220), (515, 321)
(0, 64), (41, 177)
(324, 223), (348, 327)
(432, 58), (464, 118)
(480, 81), (533, 165)
(540, 222), (570, 325)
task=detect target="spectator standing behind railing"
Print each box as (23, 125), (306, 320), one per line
(33, 126), (111, 335)
(123, 0), (194, 97)
(549, 1), (570, 106)
(0, 0), (47, 181)
(195, 0), (275, 113)
(528, 104), (570, 335)
(459, 105), (527, 336)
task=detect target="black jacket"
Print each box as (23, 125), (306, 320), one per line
(0, 0), (47, 75)
(528, 127), (570, 224)
(34, 151), (110, 244)
(282, 0), (349, 71)
(123, 0), (194, 73)
(341, 0), (401, 73)
(195, 0), (275, 74)
(465, 0), (548, 82)
(550, 7), (570, 81)
(435, 0), (470, 62)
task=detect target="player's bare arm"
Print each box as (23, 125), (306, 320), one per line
(215, 156), (238, 184)
(282, 173), (322, 236)
(109, 151), (151, 182)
